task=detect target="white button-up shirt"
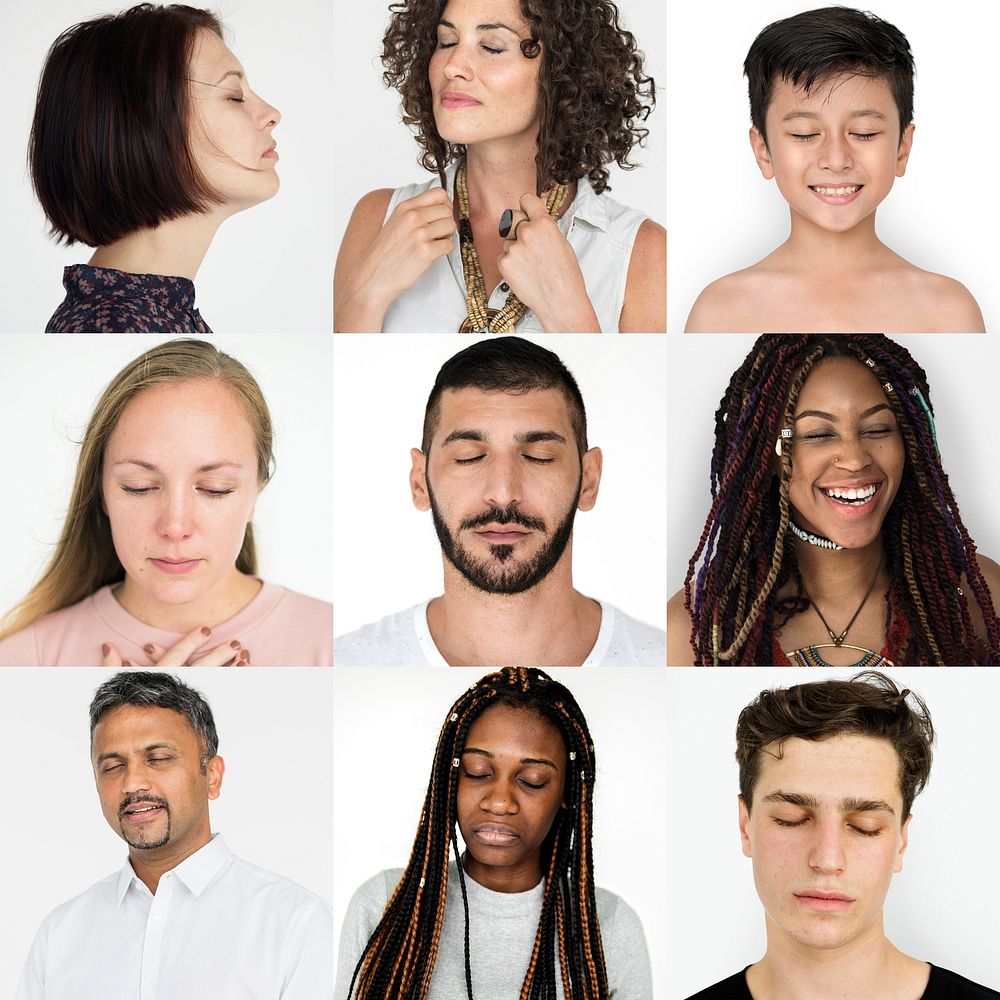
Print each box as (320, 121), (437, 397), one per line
(16, 834), (333, 1000)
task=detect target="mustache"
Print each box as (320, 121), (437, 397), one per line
(118, 792), (169, 817)
(459, 505), (547, 532)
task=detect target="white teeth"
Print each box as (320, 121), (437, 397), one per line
(823, 485), (877, 503)
(813, 185), (860, 196)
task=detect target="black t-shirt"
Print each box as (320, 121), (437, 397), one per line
(686, 964), (1000, 999)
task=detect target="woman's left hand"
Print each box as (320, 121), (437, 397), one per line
(497, 194), (600, 333)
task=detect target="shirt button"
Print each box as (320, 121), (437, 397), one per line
(500, 282), (510, 292)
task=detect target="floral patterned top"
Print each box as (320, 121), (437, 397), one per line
(45, 264), (212, 333)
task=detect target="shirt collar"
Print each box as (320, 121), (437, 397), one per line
(560, 176), (608, 234)
(115, 833), (232, 907)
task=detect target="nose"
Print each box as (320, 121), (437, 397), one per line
(120, 761), (153, 796)
(817, 132), (853, 172)
(157, 488), (195, 541)
(258, 97), (280, 129)
(834, 433), (874, 471)
(443, 45), (474, 82)
(482, 455), (523, 509)
(808, 818), (847, 875)
(480, 779), (518, 815)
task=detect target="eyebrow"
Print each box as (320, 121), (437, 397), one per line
(111, 459), (244, 473)
(462, 748), (560, 770)
(441, 430), (567, 446)
(95, 741), (179, 765)
(781, 109), (888, 123)
(794, 404), (892, 422)
(213, 69), (244, 85)
(439, 19), (519, 34)
(762, 790), (895, 815)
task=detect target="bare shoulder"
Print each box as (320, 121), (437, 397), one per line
(684, 265), (771, 333)
(620, 219), (666, 333)
(960, 554), (1000, 663)
(897, 265), (985, 332)
(974, 553), (1000, 600)
(667, 589), (696, 666)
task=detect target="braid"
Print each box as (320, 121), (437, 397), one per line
(347, 668), (608, 1000)
(684, 334), (1000, 666)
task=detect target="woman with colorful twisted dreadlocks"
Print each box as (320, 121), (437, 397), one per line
(335, 667), (651, 999)
(668, 335), (1000, 666)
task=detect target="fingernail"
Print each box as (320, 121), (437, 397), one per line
(230, 639), (241, 649)
(144, 644), (155, 655)
(201, 626), (211, 637)
(101, 643), (110, 656)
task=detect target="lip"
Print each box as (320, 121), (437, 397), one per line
(121, 804), (165, 823)
(794, 889), (855, 911)
(816, 480), (884, 520)
(809, 183), (864, 205)
(471, 823), (520, 846)
(261, 143), (278, 160)
(441, 91), (482, 109)
(476, 526), (530, 544)
(150, 557), (202, 574)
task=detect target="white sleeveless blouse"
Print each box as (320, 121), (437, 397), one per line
(380, 161), (647, 334)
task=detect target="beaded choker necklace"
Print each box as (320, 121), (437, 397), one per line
(454, 160), (569, 334)
(789, 520), (844, 551)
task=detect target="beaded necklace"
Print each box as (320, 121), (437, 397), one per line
(454, 160), (569, 334)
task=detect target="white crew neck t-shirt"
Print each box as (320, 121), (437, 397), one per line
(334, 599), (665, 667)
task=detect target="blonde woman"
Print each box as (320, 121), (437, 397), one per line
(0, 340), (331, 666)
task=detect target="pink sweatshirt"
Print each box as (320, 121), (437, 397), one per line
(0, 582), (332, 667)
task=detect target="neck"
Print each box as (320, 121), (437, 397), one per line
(750, 916), (925, 1000)
(89, 209), (229, 280)
(430, 549), (601, 665)
(464, 142), (541, 221)
(114, 570), (261, 634)
(781, 210), (891, 270)
(128, 828), (212, 895)
(462, 849), (542, 894)
(792, 534), (885, 603)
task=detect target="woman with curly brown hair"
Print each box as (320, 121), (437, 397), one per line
(334, 0), (663, 333)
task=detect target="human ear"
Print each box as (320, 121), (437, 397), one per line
(576, 447), (602, 512)
(895, 123), (915, 177)
(750, 128), (775, 180)
(894, 813), (912, 873)
(206, 755), (225, 801)
(410, 448), (430, 511)
(738, 794), (753, 858)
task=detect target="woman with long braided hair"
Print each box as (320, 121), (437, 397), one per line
(667, 334), (1000, 666)
(335, 667), (651, 999)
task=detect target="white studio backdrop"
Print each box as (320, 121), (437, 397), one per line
(664, 667), (1000, 1000)
(0, 334), (333, 618)
(332, 666), (669, 998)
(666, 0), (999, 333)
(666, 333), (1000, 599)
(0, 0), (333, 333)
(332, 334), (668, 637)
(0, 667), (334, 998)
(332, 0), (666, 269)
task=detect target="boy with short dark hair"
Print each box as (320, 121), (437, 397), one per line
(685, 7), (985, 333)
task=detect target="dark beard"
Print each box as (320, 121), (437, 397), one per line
(118, 794), (172, 850)
(427, 475), (581, 595)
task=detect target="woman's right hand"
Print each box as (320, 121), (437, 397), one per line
(334, 187), (456, 331)
(101, 627), (251, 667)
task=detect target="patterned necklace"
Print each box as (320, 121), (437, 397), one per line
(784, 558), (891, 666)
(454, 160), (569, 334)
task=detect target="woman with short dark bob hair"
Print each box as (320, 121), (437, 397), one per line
(334, 0), (664, 333)
(30, 3), (281, 333)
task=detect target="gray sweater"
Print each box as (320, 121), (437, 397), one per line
(335, 863), (652, 999)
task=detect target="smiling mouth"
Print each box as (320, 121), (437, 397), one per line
(810, 184), (862, 196)
(121, 803), (165, 821)
(820, 483), (880, 506)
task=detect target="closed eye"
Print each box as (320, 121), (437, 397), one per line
(851, 132), (878, 141)
(791, 133), (820, 141)
(455, 456), (485, 465)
